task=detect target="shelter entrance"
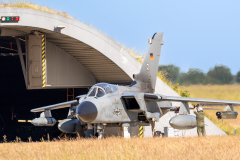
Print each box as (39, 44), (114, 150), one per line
(0, 36), (89, 141)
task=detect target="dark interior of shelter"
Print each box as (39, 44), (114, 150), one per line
(0, 36), (89, 141)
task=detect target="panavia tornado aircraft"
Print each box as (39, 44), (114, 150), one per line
(31, 32), (240, 139)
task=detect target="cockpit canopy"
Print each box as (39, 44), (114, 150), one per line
(87, 83), (118, 98)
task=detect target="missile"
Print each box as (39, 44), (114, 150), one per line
(31, 117), (56, 126)
(216, 111), (238, 119)
(169, 115), (197, 129)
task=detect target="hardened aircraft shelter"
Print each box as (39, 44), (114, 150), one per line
(0, 8), (226, 140)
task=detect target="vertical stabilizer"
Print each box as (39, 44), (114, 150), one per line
(133, 33), (164, 93)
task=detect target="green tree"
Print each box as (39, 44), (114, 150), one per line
(206, 65), (233, 84)
(179, 69), (205, 85)
(236, 71), (240, 83)
(158, 64), (180, 83)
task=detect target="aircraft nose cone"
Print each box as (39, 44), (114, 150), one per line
(76, 101), (98, 122)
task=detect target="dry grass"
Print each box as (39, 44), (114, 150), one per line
(126, 47), (144, 63)
(180, 84), (240, 101)
(0, 1), (73, 19)
(1, 136), (240, 160)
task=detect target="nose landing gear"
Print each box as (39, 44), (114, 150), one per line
(97, 123), (104, 140)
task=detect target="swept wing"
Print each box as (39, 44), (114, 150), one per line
(31, 95), (86, 112)
(144, 94), (240, 105)
(31, 100), (78, 112)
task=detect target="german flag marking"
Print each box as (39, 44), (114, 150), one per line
(150, 53), (153, 60)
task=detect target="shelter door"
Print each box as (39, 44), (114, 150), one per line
(28, 35), (42, 88)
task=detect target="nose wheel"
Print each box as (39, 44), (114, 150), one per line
(97, 124), (105, 140)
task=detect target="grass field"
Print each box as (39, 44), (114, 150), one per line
(180, 84), (240, 101)
(0, 136), (240, 160)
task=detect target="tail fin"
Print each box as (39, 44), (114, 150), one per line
(133, 32), (164, 93)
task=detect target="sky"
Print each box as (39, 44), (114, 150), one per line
(28, 0), (240, 74)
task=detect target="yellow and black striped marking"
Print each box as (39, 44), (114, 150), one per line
(139, 126), (143, 138)
(42, 34), (46, 88)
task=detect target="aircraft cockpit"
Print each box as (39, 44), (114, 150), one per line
(87, 83), (118, 98)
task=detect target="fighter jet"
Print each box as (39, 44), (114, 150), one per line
(31, 32), (240, 139)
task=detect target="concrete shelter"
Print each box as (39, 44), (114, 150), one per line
(0, 8), (226, 139)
